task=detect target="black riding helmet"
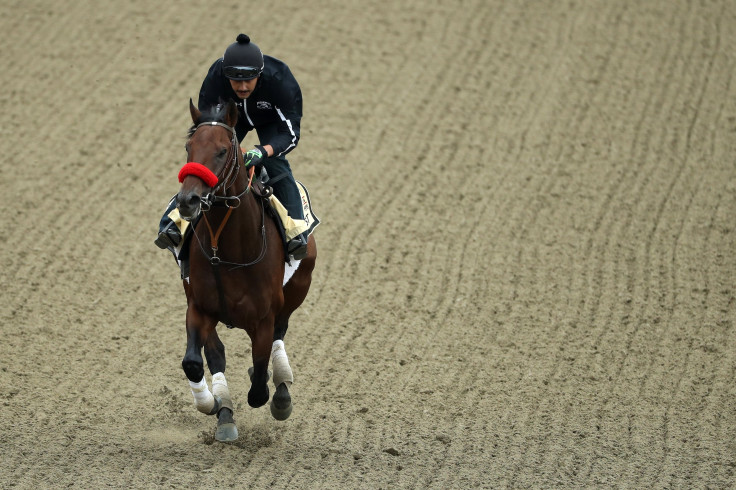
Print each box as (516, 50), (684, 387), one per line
(222, 34), (264, 80)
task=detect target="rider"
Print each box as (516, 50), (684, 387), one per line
(155, 33), (308, 259)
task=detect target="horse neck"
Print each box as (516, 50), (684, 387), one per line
(233, 187), (261, 231)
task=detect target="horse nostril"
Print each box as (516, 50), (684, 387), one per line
(186, 194), (201, 208)
(177, 192), (202, 217)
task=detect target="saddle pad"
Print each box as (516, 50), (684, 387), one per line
(296, 180), (321, 237)
(269, 180), (321, 240)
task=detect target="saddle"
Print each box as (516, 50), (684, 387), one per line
(252, 172), (320, 260)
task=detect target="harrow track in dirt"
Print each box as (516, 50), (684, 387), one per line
(1, 1), (734, 487)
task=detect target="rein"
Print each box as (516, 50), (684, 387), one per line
(187, 154), (267, 270)
(197, 166), (265, 270)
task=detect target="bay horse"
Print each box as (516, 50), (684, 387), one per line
(176, 99), (316, 442)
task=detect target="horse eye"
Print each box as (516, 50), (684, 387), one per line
(218, 148), (228, 157)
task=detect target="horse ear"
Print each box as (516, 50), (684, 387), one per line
(225, 99), (239, 127)
(189, 98), (201, 123)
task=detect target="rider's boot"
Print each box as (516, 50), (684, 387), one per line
(155, 221), (182, 249)
(287, 233), (308, 260)
(154, 198), (182, 249)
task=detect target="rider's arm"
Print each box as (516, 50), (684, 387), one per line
(264, 65), (302, 157)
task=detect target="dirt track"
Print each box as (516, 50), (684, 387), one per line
(1, 0), (735, 487)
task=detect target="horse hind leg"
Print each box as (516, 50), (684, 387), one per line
(266, 236), (314, 420)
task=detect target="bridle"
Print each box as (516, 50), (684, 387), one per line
(190, 121), (243, 207)
(183, 120), (267, 271)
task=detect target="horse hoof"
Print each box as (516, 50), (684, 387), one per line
(215, 423), (238, 442)
(248, 387), (270, 408)
(271, 383), (293, 421)
(270, 401), (293, 421)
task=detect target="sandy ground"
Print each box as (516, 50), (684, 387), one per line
(1, 0), (735, 487)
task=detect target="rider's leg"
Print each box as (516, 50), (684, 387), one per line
(263, 156), (308, 259)
(155, 196), (181, 249)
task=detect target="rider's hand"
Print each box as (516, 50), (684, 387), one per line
(243, 145), (268, 167)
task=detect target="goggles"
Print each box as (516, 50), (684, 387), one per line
(223, 65), (261, 80)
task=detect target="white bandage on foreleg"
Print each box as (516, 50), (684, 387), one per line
(189, 377), (215, 414)
(211, 372), (233, 411)
(211, 372), (228, 397)
(271, 340), (293, 387)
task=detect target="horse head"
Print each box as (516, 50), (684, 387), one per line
(177, 99), (240, 220)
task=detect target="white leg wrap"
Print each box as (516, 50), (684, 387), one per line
(211, 372), (233, 411)
(271, 340), (293, 388)
(189, 377), (215, 414)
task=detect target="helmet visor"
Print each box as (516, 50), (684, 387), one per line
(223, 65), (261, 80)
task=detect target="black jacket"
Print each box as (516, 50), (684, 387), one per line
(198, 55), (302, 157)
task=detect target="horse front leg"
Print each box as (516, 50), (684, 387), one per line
(247, 318), (274, 408)
(181, 305), (221, 416)
(270, 318), (294, 420)
(203, 330), (238, 442)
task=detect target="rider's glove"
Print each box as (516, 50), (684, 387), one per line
(243, 145), (268, 167)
